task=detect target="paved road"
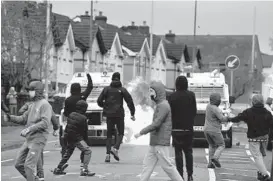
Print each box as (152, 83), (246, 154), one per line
(1, 132), (272, 181)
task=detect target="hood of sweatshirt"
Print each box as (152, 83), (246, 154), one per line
(175, 76), (188, 91)
(28, 81), (44, 101)
(150, 81), (166, 104)
(210, 93), (221, 107)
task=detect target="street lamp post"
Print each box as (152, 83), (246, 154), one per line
(88, 0), (94, 72)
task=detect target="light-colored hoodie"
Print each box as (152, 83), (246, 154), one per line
(140, 81), (172, 146)
(204, 93), (228, 133)
(10, 81), (52, 144)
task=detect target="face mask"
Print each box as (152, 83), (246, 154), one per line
(29, 91), (36, 98)
(149, 88), (156, 101)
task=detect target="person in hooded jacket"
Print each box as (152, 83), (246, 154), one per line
(97, 72), (135, 163)
(5, 81), (52, 181)
(228, 94), (273, 181)
(134, 81), (184, 181)
(204, 93), (229, 169)
(168, 76), (197, 181)
(60, 73), (93, 167)
(53, 100), (95, 177)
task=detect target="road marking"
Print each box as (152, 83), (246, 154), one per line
(221, 156), (250, 160)
(136, 172), (158, 177)
(245, 150), (251, 156)
(220, 159), (251, 163)
(222, 153), (246, 156)
(1, 159), (14, 163)
(221, 179), (240, 181)
(47, 140), (59, 143)
(205, 155), (216, 181)
(205, 148), (209, 154)
(245, 144), (249, 149)
(219, 173), (256, 178)
(43, 151), (50, 154)
(11, 176), (23, 179)
(223, 167), (256, 172)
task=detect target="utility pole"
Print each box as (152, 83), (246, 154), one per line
(44, 0), (50, 100)
(192, 0), (197, 67)
(250, 6), (256, 92)
(88, 0), (94, 72)
(149, 0), (154, 82)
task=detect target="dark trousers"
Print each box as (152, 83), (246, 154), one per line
(172, 131), (193, 177)
(106, 117), (124, 154)
(58, 140), (91, 170)
(60, 128), (84, 163)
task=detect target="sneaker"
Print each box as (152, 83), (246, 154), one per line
(188, 175), (193, 181)
(211, 158), (221, 168)
(61, 163), (69, 171)
(53, 168), (66, 175)
(105, 154), (110, 163)
(80, 169), (95, 177)
(260, 174), (270, 181)
(207, 162), (215, 169)
(257, 171), (263, 180)
(110, 148), (120, 161)
(37, 172), (44, 181)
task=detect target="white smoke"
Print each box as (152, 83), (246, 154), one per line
(123, 77), (154, 145)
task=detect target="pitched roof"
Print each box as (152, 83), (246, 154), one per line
(119, 33), (146, 52)
(147, 34), (162, 56)
(51, 13), (71, 46)
(163, 41), (184, 63)
(261, 53), (273, 68)
(160, 35), (261, 67)
(98, 23), (120, 50)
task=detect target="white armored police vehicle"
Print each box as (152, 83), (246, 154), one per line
(59, 71), (117, 146)
(180, 64), (234, 148)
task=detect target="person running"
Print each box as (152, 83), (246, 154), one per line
(18, 97), (59, 181)
(204, 92), (229, 169)
(168, 76), (197, 181)
(97, 72), (135, 163)
(61, 72), (93, 168)
(228, 94), (273, 181)
(53, 100), (95, 177)
(134, 81), (184, 181)
(5, 81), (52, 181)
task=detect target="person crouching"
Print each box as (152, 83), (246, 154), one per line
(53, 100), (95, 177)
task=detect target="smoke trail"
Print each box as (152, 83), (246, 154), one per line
(123, 77), (154, 145)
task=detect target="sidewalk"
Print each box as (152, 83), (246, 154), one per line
(1, 125), (25, 151)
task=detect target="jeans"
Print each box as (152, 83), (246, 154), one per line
(60, 131), (84, 163)
(15, 141), (45, 181)
(57, 140), (91, 170)
(37, 151), (44, 178)
(172, 131), (193, 177)
(249, 135), (269, 175)
(204, 131), (225, 161)
(106, 117), (124, 154)
(140, 146), (183, 181)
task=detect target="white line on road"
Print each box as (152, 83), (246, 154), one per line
(222, 153), (246, 156)
(245, 144), (249, 149)
(205, 155), (216, 181)
(11, 176), (23, 179)
(223, 167), (256, 172)
(205, 148), (209, 154)
(245, 150), (251, 156)
(47, 140), (58, 143)
(219, 173), (256, 178)
(221, 179), (240, 181)
(2, 151), (50, 163)
(221, 156), (250, 160)
(1, 159), (14, 163)
(220, 159), (251, 163)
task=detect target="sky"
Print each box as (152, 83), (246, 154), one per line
(51, 0), (273, 55)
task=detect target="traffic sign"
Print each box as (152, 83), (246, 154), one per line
(225, 55), (240, 70)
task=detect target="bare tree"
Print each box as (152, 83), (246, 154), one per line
(1, 1), (54, 91)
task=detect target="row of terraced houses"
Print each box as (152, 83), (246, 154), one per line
(2, 2), (265, 99)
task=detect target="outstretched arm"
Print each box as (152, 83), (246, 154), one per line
(81, 73), (93, 100)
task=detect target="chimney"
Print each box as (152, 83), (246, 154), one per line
(80, 11), (90, 24)
(95, 11), (107, 25)
(126, 21), (138, 34)
(139, 21), (150, 36)
(165, 30), (176, 43)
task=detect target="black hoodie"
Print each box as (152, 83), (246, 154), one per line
(229, 94), (273, 138)
(64, 73), (93, 117)
(168, 76), (197, 130)
(97, 79), (135, 118)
